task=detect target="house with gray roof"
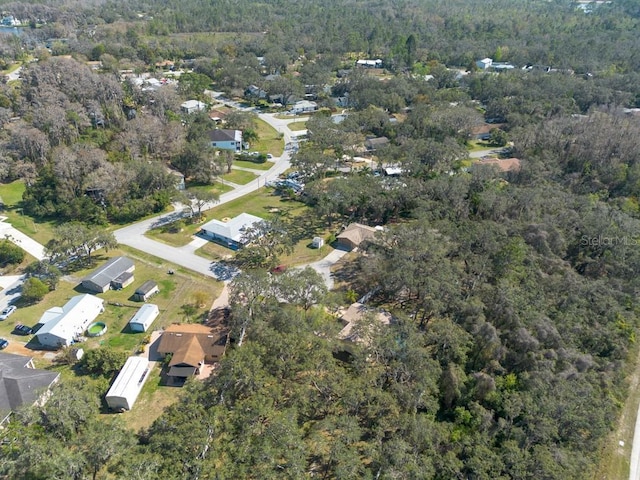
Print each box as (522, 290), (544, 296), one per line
(207, 129), (244, 152)
(81, 256), (135, 293)
(0, 353), (60, 424)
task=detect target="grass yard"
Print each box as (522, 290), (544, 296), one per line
(287, 121), (308, 131)
(234, 159), (274, 171)
(0, 180), (58, 245)
(115, 363), (183, 432)
(466, 140), (495, 152)
(222, 169), (257, 185)
(195, 241), (236, 261)
(186, 182), (234, 196)
(0, 249), (221, 355)
(252, 118), (284, 156)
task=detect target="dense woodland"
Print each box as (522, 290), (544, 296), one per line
(1, 0), (640, 478)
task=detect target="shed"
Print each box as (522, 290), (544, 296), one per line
(312, 237), (324, 249)
(105, 357), (150, 411)
(112, 271), (134, 290)
(128, 304), (159, 333)
(133, 281), (160, 302)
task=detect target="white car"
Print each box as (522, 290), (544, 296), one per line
(0, 305), (16, 320)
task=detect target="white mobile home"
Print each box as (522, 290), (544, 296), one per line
(35, 295), (104, 349)
(128, 304), (159, 333)
(105, 356), (150, 411)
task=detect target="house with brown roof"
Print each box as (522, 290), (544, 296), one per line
(336, 223), (379, 251)
(157, 324), (227, 380)
(337, 302), (393, 345)
(476, 157), (521, 172)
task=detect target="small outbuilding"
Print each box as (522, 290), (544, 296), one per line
(312, 237), (324, 249)
(105, 356), (150, 411)
(133, 281), (160, 302)
(128, 304), (160, 333)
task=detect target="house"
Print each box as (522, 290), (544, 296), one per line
(207, 129), (243, 152)
(356, 59), (383, 68)
(245, 84), (267, 99)
(476, 157), (522, 172)
(338, 302), (393, 343)
(200, 213), (264, 250)
(470, 123), (505, 141)
(35, 294), (105, 349)
(128, 304), (159, 333)
(181, 100), (206, 114)
(133, 280), (160, 302)
(336, 223), (378, 251)
(0, 353), (60, 425)
(82, 256), (135, 293)
(105, 356), (150, 411)
(383, 166), (403, 177)
(291, 100), (318, 114)
(476, 58), (493, 70)
(364, 136), (390, 152)
(157, 324), (228, 380)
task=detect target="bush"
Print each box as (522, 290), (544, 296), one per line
(78, 348), (128, 377)
(21, 277), (49, 304)
(0, 239), (25, 267)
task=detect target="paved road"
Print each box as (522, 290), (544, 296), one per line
(114, 112), (294, 278)
(0, 216), (46, 260)
(631, 409), (640, 480)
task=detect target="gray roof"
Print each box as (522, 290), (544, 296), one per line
(0, 353), (59, 420)
(135, 280), (158, 295)
(82, 256), (134, 289)
(207, 129), (241, 143)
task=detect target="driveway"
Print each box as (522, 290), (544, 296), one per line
(0, 275), (24, 310)
(304, 248), (350, 290)
(0, 216), (46, 260)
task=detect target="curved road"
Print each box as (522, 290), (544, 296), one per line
(114, 112), (296, 278)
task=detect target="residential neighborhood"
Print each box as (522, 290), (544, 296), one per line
(0, 0), (638, 478)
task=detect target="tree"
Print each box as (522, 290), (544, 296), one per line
(20, 277), (49, 304)
(78, 348), (128, 377)
(45, 223), (117, 268)
(0, 239), (24, 267)
(235, 218), (294, 269)
(24, 260), (61, 290)
(274, 267), (328, 312)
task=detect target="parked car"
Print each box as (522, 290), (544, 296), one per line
(266, 153), (274, 159)
(0, 338), (8, 349)
(0, 305), (16, 320)
(13, 324), (33, 336)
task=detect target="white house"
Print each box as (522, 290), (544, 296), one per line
(35, 295), (105, 349)
(181, 100), (206, 114)
(105, 356), (151, 411)
(207, 129), (243, 152)
(291, 100), (318, 114)
(477, 58), (493, 69)
(356, 59), (383, 68)
(128, 304), (160, 333)
(200, 213), (263, 250)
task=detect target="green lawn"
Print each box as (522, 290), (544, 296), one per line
(252, 118), (284, 156)
(222, 169), (257, 185)
(0, 249), (221, 354)
(186, 182), (234, 196)
(234, 159), (274, 171)
(287, 121), (308, 131)
(466, 140), (495, 152)
(0, 180), (58, 245)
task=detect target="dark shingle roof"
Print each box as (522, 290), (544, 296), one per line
(0, 353), (59, 420)
(82, 256), (134, 289)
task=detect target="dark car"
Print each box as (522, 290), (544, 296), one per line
(0, 338), (8, 349)
(13, 324), (33, 336)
